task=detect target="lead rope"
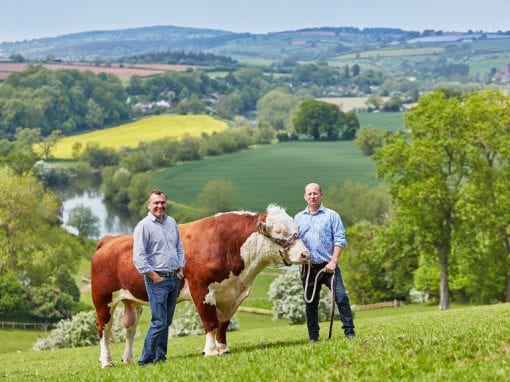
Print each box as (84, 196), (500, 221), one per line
(302, 262), (336, 339)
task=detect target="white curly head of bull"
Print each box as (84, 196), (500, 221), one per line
(256, 204), (309, 266)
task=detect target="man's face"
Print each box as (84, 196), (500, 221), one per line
(148, 193), (167, 220)
(304, 184), (322, 209)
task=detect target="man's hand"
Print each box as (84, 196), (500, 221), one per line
(148, 271), (163, 283)
(177, 268), (184, 280)
(324, 260), (337, 273)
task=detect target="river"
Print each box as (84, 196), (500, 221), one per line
(60, 176), (138, 238)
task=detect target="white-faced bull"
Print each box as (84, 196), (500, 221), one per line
(91, 204), (309, 368)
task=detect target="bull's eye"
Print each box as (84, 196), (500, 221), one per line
(275, 228), (282, 234)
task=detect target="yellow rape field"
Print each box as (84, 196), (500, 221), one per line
(46, 114), (229, 159)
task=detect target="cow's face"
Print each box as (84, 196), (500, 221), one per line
(257, 204), (309, 266)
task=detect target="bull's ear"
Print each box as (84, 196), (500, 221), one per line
(257, 221), (270, 236)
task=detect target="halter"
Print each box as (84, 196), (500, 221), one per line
(258, 224), (300, 266)
(272, 233), (301, 266)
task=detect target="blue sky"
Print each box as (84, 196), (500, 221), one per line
(2, 0), (509, 43)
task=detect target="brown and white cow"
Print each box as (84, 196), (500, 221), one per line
(91, 204), (309, 367)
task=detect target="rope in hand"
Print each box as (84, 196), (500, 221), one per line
(301, 262), (336, 339)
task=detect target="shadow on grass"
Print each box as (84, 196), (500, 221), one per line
(172, 338), (311, 361)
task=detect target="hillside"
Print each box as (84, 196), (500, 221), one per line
(152, 141), (378, 216)
(3, 24), (509, 63)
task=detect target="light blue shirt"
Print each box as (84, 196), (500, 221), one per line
(132, 212), (185, 274)
(294, 204), (347, 264)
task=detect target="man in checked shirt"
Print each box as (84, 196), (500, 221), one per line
(133, 189), (185, 366)
(294, 182), (355, 342)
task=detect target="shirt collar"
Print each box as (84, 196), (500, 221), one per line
(304, 204), (325, 215)
(148, 212), (166, 223)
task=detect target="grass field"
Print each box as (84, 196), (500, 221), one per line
(1, 303), (508, 381)
(45, 115), (228, 159)
(468, 55), (510, 76)
(357, 111), (404, 132)
(333, 47), (444, 60)
(152, 141), (378, 216)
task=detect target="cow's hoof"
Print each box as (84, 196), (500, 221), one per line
(217, 344), (231, 355)
(101, 361), (114, 368)
(203, 348), (220, 356)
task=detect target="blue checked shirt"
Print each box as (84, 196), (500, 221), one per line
(294, 204), (347, 264)
(133, 212), (185, 274)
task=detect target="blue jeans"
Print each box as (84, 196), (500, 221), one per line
(302, 264), (355, 340)
(139, 275), (180, 365)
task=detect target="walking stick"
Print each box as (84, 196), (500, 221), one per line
(328, 272), (336, 340)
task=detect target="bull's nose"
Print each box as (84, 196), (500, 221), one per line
(301, 252), (309, 262)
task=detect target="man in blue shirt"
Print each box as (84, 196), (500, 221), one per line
(294, 182), (355, 341)
(133, 189), (185, 365)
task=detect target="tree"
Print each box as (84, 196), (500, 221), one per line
(322, 181), (392, 227)
(38, 129), (62, 160)
(197, 179), (238, 213)
(67, 205), (100, 238)
(0, 270), (30, 319)
(3, 149), (36, 175)
(100, 166), (131, 206)
(373, 91), (472, 310)
(383, 95), (404, 112)
(342, 110), (360, 140)
(85, 99), (105, 128)
(293, 100), (345, 140)
(0, 167), (83, 285)
(127, 173), (154, 215)
(355, 125), (385, 156)
(80, 142), (119, 168)
(175, 94), (206, 115)
(456, 90), (510, 302)
(365, 95), (383, 111)
(343, 217), (419, 304)
(256, 90), (301, 131)
(215, 92), (243, 119)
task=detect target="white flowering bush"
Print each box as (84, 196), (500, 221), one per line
(169, 301), (239, 337)
(269, 268), (332, 324)
(408, 288), (429, 304)
(33, 309), (130, 351)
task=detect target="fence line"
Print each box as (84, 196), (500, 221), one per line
(0, 321), (54, 331)
(354, 299), (405, 311)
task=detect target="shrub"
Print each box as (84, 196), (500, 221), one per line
(33, 309), (130, 351)
(33, 310), (98, 350)
(269, 268), (331, 324)
(0, 270), (30, 320)
(29, 284), (74, 322)
(169, 302), (238, 337)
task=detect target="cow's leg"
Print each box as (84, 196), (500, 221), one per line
(192, 292), (220, 356)
(122, 302), (142, 364)
(204, 329), (219, 356)
(215, 320), (231, 355)
(97, 305), (115, 368)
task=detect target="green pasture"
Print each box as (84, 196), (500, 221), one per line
(44, 115), (228, 159)
(1, 303), (508, 381)
(334, 47), (444, 60)
(357, 112), (404, 133)
(152, 141), (378, 216)
(469, 55), (510, 76)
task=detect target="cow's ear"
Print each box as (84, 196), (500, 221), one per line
(257, 221), (270, 236)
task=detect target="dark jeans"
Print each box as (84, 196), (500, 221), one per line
(139, 274), (180, 365)
(302, 264), (355, 340)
